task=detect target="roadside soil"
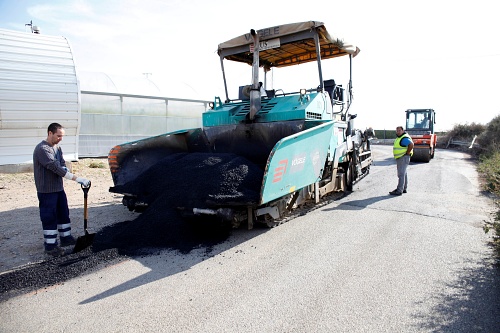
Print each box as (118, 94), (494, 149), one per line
(0, 158), (137, 273)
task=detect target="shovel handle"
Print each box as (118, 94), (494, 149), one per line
(81, 182), (91, 230)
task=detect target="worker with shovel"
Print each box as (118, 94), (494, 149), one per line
(33, 123), (91, 256)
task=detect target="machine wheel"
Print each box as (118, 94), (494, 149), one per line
(345, 160), (354, 191)
(423, 149), (431, 163)
(411, 148), (431, 163)
(122, 196), (136, 211)
(346, 151), (359, 191)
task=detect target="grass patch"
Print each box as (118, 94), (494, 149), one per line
(478, 149), (500, 194)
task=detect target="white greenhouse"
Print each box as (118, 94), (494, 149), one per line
(0, 28), (80, 170)
(78, 72), (208, 157)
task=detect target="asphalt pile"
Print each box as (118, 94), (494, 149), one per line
(95, 152), (264, 253)
(0, 152), (265, 300)
(112, 152), (264, 208)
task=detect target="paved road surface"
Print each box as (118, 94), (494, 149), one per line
(1, 145), (499, 332)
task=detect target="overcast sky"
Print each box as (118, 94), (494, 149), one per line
(1, 0), (499, 131)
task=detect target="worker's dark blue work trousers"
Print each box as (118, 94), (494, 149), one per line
(37, 191), (71, 249)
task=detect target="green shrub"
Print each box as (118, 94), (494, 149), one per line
(88, 161), (106, 169)
(374, 129), (397, 139)
(448, 122), (486, 140)
(477, 115), (500, 152)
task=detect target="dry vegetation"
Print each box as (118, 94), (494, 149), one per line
(449, 116), (500, 256)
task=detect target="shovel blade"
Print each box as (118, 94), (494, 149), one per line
(73, 232), (96, 253)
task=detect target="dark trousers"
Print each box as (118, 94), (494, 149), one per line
(37, 191), (71, 248)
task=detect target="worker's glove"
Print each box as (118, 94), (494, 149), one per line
(75, 177), (90, 187)
(62, 166), (69, 172)
(64, 171), (75, 180)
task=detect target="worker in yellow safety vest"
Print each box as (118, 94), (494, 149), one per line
(390, 126), (414, 196)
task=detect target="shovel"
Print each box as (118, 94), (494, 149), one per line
(73, 182), (96, 253)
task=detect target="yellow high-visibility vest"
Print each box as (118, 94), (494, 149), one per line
(393, 133), (413, 159)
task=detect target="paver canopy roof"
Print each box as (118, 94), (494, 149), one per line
(217, 21), (359, 69)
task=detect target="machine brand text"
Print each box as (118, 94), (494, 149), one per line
(291, 157), (306, 166)
(244, 26), (280, 41)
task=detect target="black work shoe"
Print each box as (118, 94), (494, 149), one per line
(45, 246), (66, 257)
(60, 235), (76, 247)
(403, 189), (407, 193)
(389, 190), (402, 196)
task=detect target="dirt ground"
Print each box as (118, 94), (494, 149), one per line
(0, 158), (138, 273)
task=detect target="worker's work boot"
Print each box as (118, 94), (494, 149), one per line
(44, 246), (66, 257)
(389, 190), (402, 196)
(60, 235), (76, 247)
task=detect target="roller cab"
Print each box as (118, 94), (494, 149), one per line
(405, 109), (437, 163)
